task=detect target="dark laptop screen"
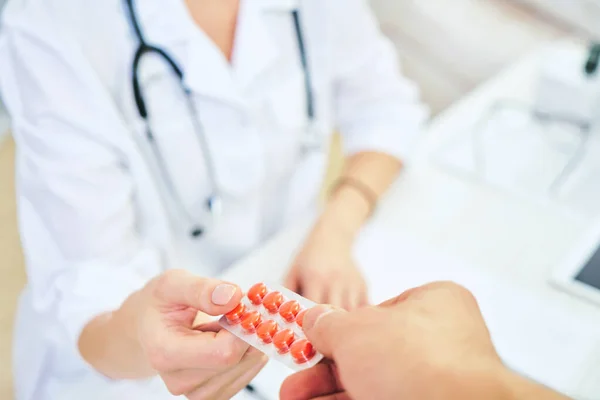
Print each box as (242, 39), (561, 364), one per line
(575, 244), (600, 290)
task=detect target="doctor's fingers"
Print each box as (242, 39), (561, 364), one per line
(321, 281), (364, 310)
(342, 287), (359, 311)
(326, 284), (345, 309)
(161, 348), (267, 399)
(146, 328), (252, 372)
(343, 280), (369, 311)
(187, 351), (268, 400)
(302, 279), (327, 304)
(152, 269), (243, 315)
(283, 266), (301, 293)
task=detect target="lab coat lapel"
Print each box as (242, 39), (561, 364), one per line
(186, 0), (302, 107)
(183, 35), (245, 107)
(136, 0), (300, 104)
(181, 0), (302, 107)
(233, 1), (284, 91)
(136, 0), (245, 107)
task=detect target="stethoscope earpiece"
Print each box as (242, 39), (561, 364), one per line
(188, 195), (222, 238)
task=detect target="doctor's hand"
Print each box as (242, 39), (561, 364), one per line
(280, 282), (567, 400)
(284, 217), (368, 310)
(89, 270), (267, 400)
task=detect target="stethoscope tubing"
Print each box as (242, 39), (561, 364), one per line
(124, 0), (315, 237)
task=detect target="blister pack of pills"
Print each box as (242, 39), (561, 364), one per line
(219, 282), (324, 371)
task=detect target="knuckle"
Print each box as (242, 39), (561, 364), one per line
(167, 387), (185, 397)
(314, 269), (337, 281)
(215, 346), (243, 367)
(190, 278), (209, 299)
(164, 379), (189, 397)
(145, 337), (177, 372)
(256, 353), (269, 366)
(435, 281), (478, 304)
(219, 349), (239, 367)
(459, 287), (478, 305)
(146, 346), (171, 371)
(448, 281), (475, 299)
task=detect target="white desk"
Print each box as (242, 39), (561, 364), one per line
(225, 42), (600, 400)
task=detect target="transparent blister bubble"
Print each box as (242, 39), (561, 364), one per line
(219, 283), (324, 371)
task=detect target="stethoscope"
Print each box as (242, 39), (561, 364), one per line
(124, 0), (319, 239)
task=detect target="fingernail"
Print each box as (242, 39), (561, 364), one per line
(304, 305), (337, 331)
(212, 284), (237, 305)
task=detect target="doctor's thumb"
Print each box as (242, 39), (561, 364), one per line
(153, 269), (243, 315)
(301, 305), (350, 358)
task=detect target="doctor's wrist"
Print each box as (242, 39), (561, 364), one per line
(320, 184), (373, 240)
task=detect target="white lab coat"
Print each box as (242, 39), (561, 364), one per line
(0, 0), (426, 398)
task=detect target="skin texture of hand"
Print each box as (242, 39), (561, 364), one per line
(284, 217), (368, 310)
(280, 282), (569, 400)
(80, 270), (267, 400)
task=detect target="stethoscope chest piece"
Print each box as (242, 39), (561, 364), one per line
(301, 123), (325, 154)
(190, 226), (204, 238)
(206, 195), (223, 220)
(188, 194), (223, 239)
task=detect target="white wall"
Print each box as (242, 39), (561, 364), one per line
(516, 0), (600, 39)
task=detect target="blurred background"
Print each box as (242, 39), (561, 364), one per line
(0, 0), (597, 398)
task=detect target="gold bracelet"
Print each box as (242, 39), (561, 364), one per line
(330, 177), (378, 216)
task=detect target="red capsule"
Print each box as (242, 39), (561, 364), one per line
(263, 291), (284, 314)
(256, 320), (279, 344)
(240, 311), (262, 333)
(279, 300), (301, 323)
(273, 328), (295, 353)
(247, 283), (268, 305)
(290, 339), (316, 364)
(296, 309), (307, 328)
(225, 303), (246, 324)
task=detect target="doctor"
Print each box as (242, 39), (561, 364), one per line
(0, 0), (426, 399)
